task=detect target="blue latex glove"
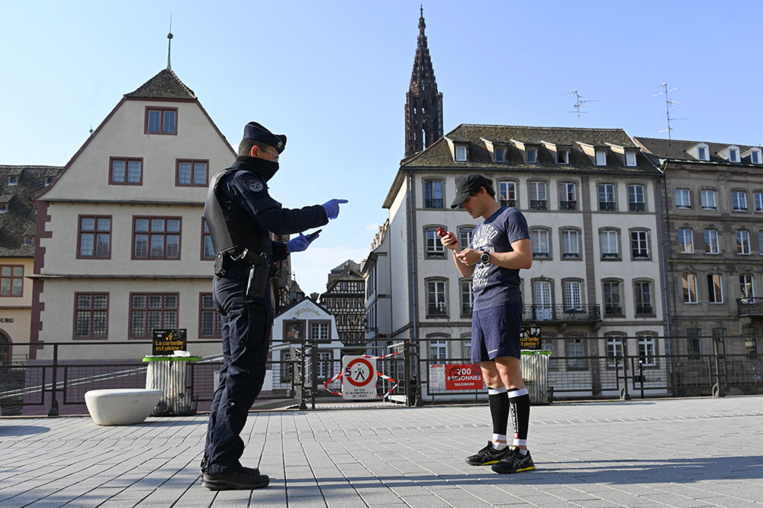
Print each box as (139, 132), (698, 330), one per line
(287, 232), (318, 253)
(322, 199), (348, 220)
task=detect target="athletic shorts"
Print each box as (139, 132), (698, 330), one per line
(471, 300), (522, 363)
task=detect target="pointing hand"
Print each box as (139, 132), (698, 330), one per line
(322, 199), (348, 220)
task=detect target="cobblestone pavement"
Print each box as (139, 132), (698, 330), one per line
(1, 396), (762, 507)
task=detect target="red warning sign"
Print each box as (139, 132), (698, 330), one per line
(345, 358), (374, 387)
(445, 364), (484, 391)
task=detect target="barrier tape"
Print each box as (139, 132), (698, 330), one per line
(322, 345), (406, 399)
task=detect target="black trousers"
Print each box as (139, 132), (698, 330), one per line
(203, 271), (273, 474)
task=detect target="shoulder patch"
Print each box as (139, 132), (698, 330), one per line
(248, 180), (264, 192)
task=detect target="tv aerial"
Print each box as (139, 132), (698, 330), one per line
(653, 83), (686, 140)
(566, 90), (597, 127)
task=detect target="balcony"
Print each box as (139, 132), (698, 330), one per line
(560, 200), (577, 211)
(738, 298), (763, 317)
(530, 200), (547, 211)
(599, 202), (616, 212)
(425, 199), (443, 209)
(522, 304), (601, 323)
(629, 202), (646, 212)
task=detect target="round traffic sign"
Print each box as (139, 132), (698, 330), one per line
(345, 358), (374, 387)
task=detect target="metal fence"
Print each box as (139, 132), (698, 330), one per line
(2, 335), (762, 416)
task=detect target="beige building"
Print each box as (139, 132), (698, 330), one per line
(0, 166), (60, 365)
(30, 68), (236, 361)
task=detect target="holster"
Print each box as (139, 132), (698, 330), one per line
(241, 249), (270, 299)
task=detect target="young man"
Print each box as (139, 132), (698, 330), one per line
(439, 173), (535, 474)
(202, 121), (347, 490)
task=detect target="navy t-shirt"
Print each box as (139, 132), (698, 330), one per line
(469, 206), (530, 311)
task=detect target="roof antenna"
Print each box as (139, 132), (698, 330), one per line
(566, 90), (596, 127)
(653, 83), (685, 140)
(166, 14), (174, 70)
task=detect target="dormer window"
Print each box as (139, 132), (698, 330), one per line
(45, 177), (54, 186)
(495, 147), (507, 162)
(23, 236), (34, 246)
(750, 148), (762, 164)
(595, 150), (607, 166)
(455, 145), (468, 162)
(557, 149), (570, 164)
(8, 176), (18, 186)
(729, 147), (740, 163)
(625, 152), (637, 167)
(527, 148), (538, 163)
(698, 146), (707, 160)
(692, 143), (710, 161)
(0, 202), (7, 213)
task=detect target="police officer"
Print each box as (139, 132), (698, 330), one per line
(201, 121), (347, 491)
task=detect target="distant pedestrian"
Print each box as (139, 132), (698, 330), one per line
(440, 173), (535, 474)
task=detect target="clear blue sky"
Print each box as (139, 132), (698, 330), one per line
(2, 0), (762, 295)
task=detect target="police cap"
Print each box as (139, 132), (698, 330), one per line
(243, 122), (287, 153)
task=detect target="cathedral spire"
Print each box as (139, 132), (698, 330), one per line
(405, 6), (443, 158)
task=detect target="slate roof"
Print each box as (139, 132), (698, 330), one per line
(0, 165), (62, 257)
(402, 124), (652, 172)
(124, 68), (196, 100)
(634, 136), (763, 165)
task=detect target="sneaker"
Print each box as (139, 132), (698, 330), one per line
(491, 447), (535, 474)
(202, 468), (270, 490)
(465, 441), (511, 466)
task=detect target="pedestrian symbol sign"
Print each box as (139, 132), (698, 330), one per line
(342, 356), (377, 399)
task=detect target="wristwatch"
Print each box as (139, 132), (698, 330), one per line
(480, 251), (491, 264)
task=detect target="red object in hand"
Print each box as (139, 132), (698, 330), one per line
(436, 227), (448, 237)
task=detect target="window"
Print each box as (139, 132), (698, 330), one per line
(7, 176), (18, 186)
(708, 273), (723, 304)
(424, 180), (443, 208)
(598, 184), (616, 212)
(563, 280), (583, 311)
(704, 229), (720, 254)
(625, 152), (637, 167)
(755, 193), (763, 212)
(751, 149), (762, 164)
(733, 191), (748, 211)
(455, 145), (468, 161)
(607, 336), (624, 368)
(527, 148), (538, 163)
(557, 149), (570, 164)
(425, 228), (446, 258)
(561, 229), (580, 259)
(146, 107), (177, 135)
(635, 281), (653, 315)
(427, 280), (447, 317)
(495, 147), (507, 162)
(133, 217), (181, 259)
(697, 144), (709, 161)
(129, 293), (178, 339)
(628, 184), (645, 212)
(199, 293), (222, 338)
(687, 328), (701, 360)
(600, 230), (620, 260)
(458, 227), (473, 251)
(532, 281), (553, 321)
(177, 160), (208, 187)
(462, 336), (472, 361)
(603, 280), (623, 317)
(461, 279), (473, 317)
(729, 147), (740, 162)
(429, 339), (447, 360)
(631, 230), (650, 259)
(683, 274), (698, 303)
(529, 181), (548, 210)
(741, 274), (755, 301)
(737, 230), (751, 255)
(675, 188), (691, 209)
(531, 229), (550, 258)
(74, 293), (108, 339)
(310, 322), (331, 342)
(638, 335), (656, 367)
(595, 150), (607, 166)
(560, 182), (577, 210)
(23, 236), (34, 246)
(566, 338), (587, 370)
(77, 216), (111, 259)
(498, 181), (517, 207)
(700, 189), (718, 210)
(202, 219), (215, 260)
(0, 266), (23, 297)
(110, 157), (142, 185)
(678, 228), (694, 254)
(317, 351), (332, 379)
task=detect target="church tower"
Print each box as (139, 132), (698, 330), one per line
(405, 7), (443, 158)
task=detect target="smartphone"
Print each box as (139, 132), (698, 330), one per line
(436, 227), (449, 237)
(306, 229), (322, 241)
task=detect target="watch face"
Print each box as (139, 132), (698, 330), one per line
(481, 252), (490, 264)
